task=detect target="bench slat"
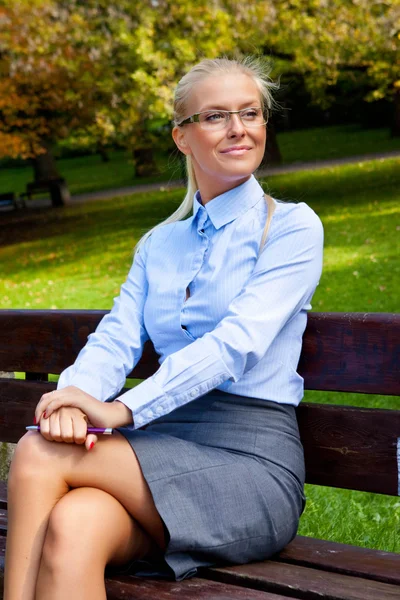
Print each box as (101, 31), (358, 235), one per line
(276, 535), (400, 586)
(0, 311), (399, 395)
(0, 536), (300, 599)
(203, 560), (400, 600)
(0, 379), (399, 495)
(105, 574), (296, 600)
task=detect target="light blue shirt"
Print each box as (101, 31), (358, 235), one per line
(58, 175), (324, 429)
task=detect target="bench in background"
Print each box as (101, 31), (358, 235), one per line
(0, 310), (399, 599)
(20, 178), (70, 207)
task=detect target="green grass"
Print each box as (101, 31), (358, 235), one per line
(1, 156), (400, 553)
(277, 123), (400, 164)
(0, 149), (183, 197)
(0, 124), (398, 198)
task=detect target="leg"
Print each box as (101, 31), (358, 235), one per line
(4, 431), (166, 600)
(36, 487), (154, 600)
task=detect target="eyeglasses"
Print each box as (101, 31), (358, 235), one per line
(177, 107), (268, 131)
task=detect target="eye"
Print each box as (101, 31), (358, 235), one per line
(202, 111), (226, 122)
(241, 108), (260, 120)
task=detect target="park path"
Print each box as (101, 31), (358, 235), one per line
(68, 149), (400, 206)
(6, 149), (399, 211)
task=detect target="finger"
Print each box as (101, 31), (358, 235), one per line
(38, 413), (51, 442)
(60, 410), (74, 444)
(35, 390), (58, 424)
(42, 391), (85, 420)
(72, 412), (87, 445)
(49, 411), (62, 442)
(85, 433), (98, 451)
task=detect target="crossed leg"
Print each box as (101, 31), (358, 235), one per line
(4, 430), (167, 600)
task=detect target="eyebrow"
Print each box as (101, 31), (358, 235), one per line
(197, 101), (261, 112)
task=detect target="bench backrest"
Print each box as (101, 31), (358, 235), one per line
(0, 310), (399, 496)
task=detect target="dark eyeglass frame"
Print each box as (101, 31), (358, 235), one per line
(177, 106), (269, 128)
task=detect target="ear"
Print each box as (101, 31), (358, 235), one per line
(172, 126), (192, 156)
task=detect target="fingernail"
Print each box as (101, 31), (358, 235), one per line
(43, 411), (47, 419)
(89, 442), (94, 450)
(33, 416), (37, 425)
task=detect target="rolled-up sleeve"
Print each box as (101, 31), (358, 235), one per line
(57, 239), (150, 401)
(117, 208), (324, 428)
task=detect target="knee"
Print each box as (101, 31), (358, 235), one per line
(8, 432), (52, 488)
(41, 491), (106, 572)
(41, 495), (88, 573)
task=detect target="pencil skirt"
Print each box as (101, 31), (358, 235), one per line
(115, 389), (306, 581)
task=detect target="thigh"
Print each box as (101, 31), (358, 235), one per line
(16, 431), (166, 551)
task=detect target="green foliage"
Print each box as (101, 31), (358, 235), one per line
(0, 0), (275, 158)
(270, 0), (400, 108)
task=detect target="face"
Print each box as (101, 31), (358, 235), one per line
(172, 73), (266, 202)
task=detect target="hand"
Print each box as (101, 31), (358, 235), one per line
(35, 386), (133, 450)
(37, 406), (96, 450)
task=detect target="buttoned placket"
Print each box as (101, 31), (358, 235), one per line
(180, 207), (210, 338)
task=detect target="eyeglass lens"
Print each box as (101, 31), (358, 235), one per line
(199, 108), (266, 130)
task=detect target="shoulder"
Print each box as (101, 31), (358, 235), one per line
(272, 199), (323, 240)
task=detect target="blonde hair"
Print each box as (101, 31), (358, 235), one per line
(134, 56), (278, 256)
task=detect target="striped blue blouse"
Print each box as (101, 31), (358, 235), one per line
(58, 175), (324, 429)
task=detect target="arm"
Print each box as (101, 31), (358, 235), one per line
(117, 206), (324, 428)
(57, 238), (150, 402)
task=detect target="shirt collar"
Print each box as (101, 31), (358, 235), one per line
(193, 175), (264, 230)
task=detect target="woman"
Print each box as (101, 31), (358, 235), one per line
(4, 57), (323, 599)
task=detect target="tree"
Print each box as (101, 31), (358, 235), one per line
(269, 0), (400, 135)
(0, 0), (278, 183)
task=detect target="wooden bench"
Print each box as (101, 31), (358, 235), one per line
(0, 309), (399, 599)
(20, 178), (70, 207)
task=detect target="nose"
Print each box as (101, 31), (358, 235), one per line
(226, 113), (246, 137)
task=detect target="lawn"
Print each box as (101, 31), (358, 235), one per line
(1, 156), (399, 553)
(0, 124), (399, 198)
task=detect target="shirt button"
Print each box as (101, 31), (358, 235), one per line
(190, 389), (197, 397)
(156, 406), (163, 414)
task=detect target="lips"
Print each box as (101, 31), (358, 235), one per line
(220, 145), (252, 155)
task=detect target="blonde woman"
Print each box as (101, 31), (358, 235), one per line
(5, 57), (323, 599)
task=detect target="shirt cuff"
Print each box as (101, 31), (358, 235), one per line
(115, 377), (172, 429)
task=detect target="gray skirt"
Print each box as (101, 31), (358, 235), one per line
(115, 390), (306, 581)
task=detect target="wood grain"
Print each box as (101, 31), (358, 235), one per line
(203, 560), (400, 600)
(275, 535), (400, 586)
(0, 311), (399, 395)
(0, 380), (399, 494)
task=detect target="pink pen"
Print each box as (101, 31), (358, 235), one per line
(26, 425), (113, 435)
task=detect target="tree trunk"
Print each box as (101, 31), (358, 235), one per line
(30, 141), (70, 207)
(133, 147), (158, 178)
(31, 141), (60, 181)
(263, 123), (282, 165)
(97, 144), (110, 162)
(391, 89), (400, 137)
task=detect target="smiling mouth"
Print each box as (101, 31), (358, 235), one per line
(220, 147), (252, 155)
